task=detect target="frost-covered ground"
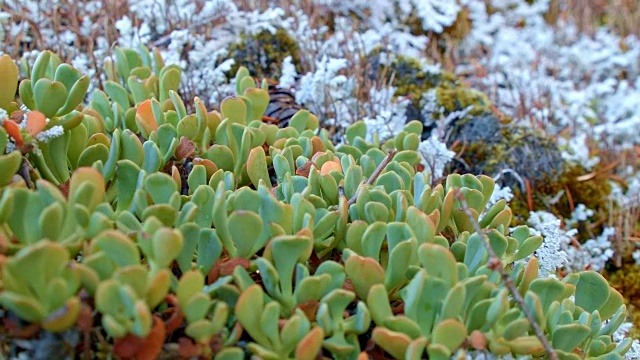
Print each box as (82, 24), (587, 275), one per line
(2, 0), (640, 356)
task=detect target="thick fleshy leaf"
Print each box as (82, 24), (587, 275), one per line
(372, 327), (411, 359)
(33, 78), (67, 118)
(0, 150), (22, 186)
(0, 54), (19, 109)
(345, 254), (385, 300)
(228, 211), (263, 258)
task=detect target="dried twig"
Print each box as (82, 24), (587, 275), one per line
(152, 12), (229, 48)
(453, 189), (558, 360)
(347, 149), (397, 206)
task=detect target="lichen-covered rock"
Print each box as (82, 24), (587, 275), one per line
(367, 52), (490, 137)
(227, 28), (302, 79)
(446, 112), (612, 232)
(447, 114), (565, 187)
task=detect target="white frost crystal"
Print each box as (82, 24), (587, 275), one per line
(418, 134), (456, 180)
(35, 125), (64, 143)
(527, 211), (570, 277)
(278, 55), (298, 89)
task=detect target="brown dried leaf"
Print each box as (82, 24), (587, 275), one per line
(208, 257), (251, 284)
(76, 303), (93, 332)
(175, 136), (195, 160)
(113, 317), (165, 360)
(9, 110), (25, 123)
(219, 258), (250, 276)
(3, 318), (40, 339)
(295, 160), (316, 178)
(163, 307), (184, 335)
(178, 337), (202, 358)
(58, 178), (71, 199)
(296, 300), (320, 322)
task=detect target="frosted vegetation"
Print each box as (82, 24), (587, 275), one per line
(2, 0), (640, 356)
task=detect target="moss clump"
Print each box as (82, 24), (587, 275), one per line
(401, 4), (472, 42)
(227, 28), (302, 79)
(447, 115), (564, 184)
(509, 163), (611, 238)
(435, 81), (491, 115)
(604, 263), (640, 339)
(445, 108), (613, 235)
(367, 52), (492, 136)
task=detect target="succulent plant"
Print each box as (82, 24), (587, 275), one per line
(0, 241), (81, 333)
(0, 49), (634, 359)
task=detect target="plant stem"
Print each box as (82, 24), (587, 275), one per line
(347, 149), (397, 206)
(453, 189), (558, 360)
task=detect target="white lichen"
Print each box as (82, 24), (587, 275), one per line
(278, 55), (298, 89)
(418, 133), (456, 181)
(527, 211), (570, 277)
(35, 125), (64, 143)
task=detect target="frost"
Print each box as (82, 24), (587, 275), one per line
(362, 87), (410, 142)
(115, 16), (151, 48)
(296, 56), (356, 125)
(565, 203), (594, 229)
(527, 211), (570, 277)
(614, 322), (640, 360)
(399, 0), (461, 33)
(633, 249), (640, 266)
(459, 0), (640, 151)
(0, 11), (11, 42)
(418, 134), (456, 181)
(35, 126), (64, 143)
(558, 133), (600, 170)
(567, 227), (616, 272)
(278, 56), (298, 89)
(486, 184), (514, 208)
(626, 340), (640, 360)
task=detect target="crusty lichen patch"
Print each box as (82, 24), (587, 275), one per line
(227, 28), (302, 79)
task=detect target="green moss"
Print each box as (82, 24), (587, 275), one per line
(506, 163), (612, 238)
(449, 118), (564, 182)
(435, 82), (491, 115)
(445, 115), (613, 232)
(388, 54), (453, 97)
(227, 28), (302, 79)
(604, 263), (640, 339)
(400, 4), (472, 42)
(368, 52), (491, 129)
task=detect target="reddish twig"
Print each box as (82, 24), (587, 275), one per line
(453, 189), (558, 360)
(347, 149), (397, 206)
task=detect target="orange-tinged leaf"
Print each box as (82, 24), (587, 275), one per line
(136, 317), (166, 360)
(192, 157), (218, 177)
(310, 136), (325, 156)
(26, 111), (47, 136)
(295, 160), (317, 178)
(470, 330), (487, 350)
(113, 316), (165, 360)
(295, 326), (324, 360)
(371, 327), (412, 359)
(178, 337), (203, 358)
(3, 119), (23, 146)
(136, 99), (158, 131)
(320, 160), (342, 175)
